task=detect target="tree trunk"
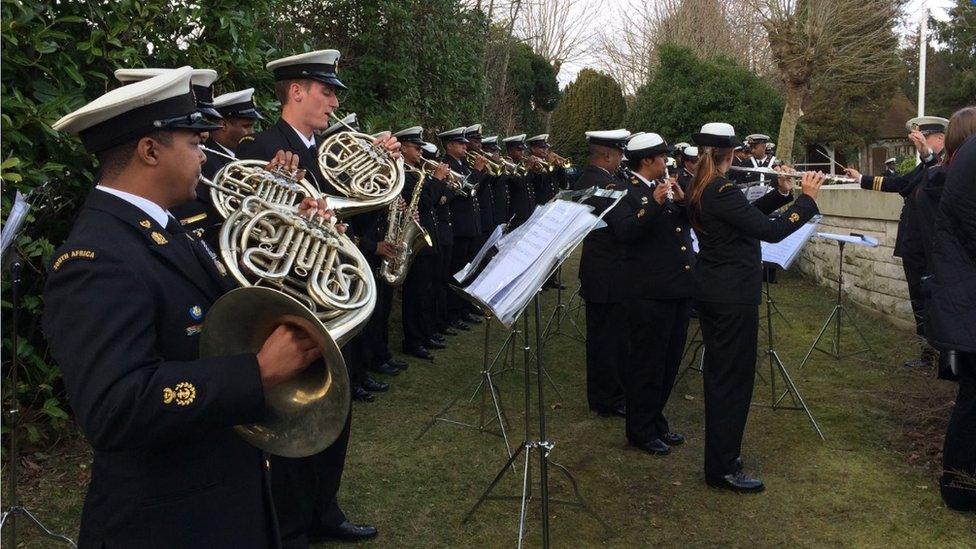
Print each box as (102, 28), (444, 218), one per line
(777, 83), (805, 163)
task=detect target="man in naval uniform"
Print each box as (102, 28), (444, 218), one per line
(44, 67), (325, 549)
(235, 49), (395, 546)
(572, 128), (632, 418)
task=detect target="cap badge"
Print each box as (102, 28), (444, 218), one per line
(189, 305), (204, 320)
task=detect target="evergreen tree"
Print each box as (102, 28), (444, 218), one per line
(549, 69), (626, 163)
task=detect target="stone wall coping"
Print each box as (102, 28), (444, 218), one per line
(811, 184), (903, 222)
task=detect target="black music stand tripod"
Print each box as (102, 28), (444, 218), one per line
(753, 268), (824, 440)
(799, 238), (873, 370)
(462, 292), (608, 548)
(1, 255), (77, 547)
(415, 298), (518, 459)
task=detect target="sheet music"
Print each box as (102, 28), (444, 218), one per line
(761, 219), (820, 269)
(0, 191), (31, 260)
(743, 184), (770, 203)
(463, 200), (600, 327)
(816, 232), (879, 247)
(454, 223), (505, 283)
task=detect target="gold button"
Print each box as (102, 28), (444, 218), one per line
(684, 265), (691, 271)
(680, 246), (687, 251)
(675, 227), (682, 233)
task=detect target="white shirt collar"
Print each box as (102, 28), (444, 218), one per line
(288, 123), (316, 149)
(95, 185), (170, 228)
(632, 172), (655, 188)
(213, 142), (235, 158)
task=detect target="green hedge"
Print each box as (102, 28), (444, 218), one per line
(549, 69), (627, 164)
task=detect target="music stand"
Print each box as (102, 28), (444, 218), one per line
(415, 293), (517, 459)
(672, 320), (705, 389)
(541, 267), (586, 346)
(798, 233), (875, 370)
(1, 189), (77, 547)
(460, 191), (621, 547)
(753, 268), (825, 439)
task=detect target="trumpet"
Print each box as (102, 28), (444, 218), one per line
(465, 149), (503, 175)
(419, 157), (477, 196)
(549, 151), (572, 169)
(729, 166), (857, 186)
(525, 155), (552, 173)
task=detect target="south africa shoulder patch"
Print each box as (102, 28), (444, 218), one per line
(52, 249), (96, 271)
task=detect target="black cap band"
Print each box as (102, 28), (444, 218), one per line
(588, 137), (627, 150)
(79, 91), (218, 153)
(273, 63), (347, 90)
(216, 100), (264, 120)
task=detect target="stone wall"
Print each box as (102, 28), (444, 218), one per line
(794, 184), (915, 331)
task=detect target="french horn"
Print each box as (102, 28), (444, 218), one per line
(196, 137), (396, 457)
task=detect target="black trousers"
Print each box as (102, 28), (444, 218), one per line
(941, 353), (976, 511)
(623, 298), (691, 443)
(435, 245), (452, 330)
(271, 406), (352, 549)
(364, 279), (394, 369)
(403, 254), (436, 348)
(696, 300), (759, 477)
(448, 236), (478, 321)
(903, 260), (927, 338)
(584, 300), (626, 410)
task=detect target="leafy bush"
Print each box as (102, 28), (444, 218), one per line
(0, 0), (297, 447)
(625, 43), (783, 145)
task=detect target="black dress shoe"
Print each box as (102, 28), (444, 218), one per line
(706, 471), (765, 493)
(309, 520), (378, 543)
(591, 405), (626, 418)
(404, 345), (433, 360)
(424, 338), (447, 350)
(387, 358), (408, 370)
(452, 320), (471, 331)
(352, 386), (375, 402)
(371, 362), (400, 376)
(440, 327), (459, 336)
(429, 333), (446, 343)
(362, 375), (389, 392)
(461, 314), (482, 324)
(544, 281), (567, 290)
(661, 432), (684, 446)
(631, 438), (671, 455)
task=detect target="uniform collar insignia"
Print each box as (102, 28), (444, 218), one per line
(139, 219), (151, 228)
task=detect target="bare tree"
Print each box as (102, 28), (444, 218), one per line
(513, 0), (599, 76)
(595, 0), (769, 96)
(754, 0), (902, 161)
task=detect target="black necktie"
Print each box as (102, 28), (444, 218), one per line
(165, 216), (223, 285)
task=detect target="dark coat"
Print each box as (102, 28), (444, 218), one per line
(444, 155), (482, 237)
(858, 154), (939, 263)
(693, 176), (819, 305)
(42, 190), (274, 549)
(508, 171), (536, 227)
(610, 174), (697, 300)
(476, 172), (497, 234)
(432, 175), (455, 247)
(491, 173), (511, 227)
(574, 164), (628, 303)
(236, 118), (331, 193)
(923, 135), (976, 352)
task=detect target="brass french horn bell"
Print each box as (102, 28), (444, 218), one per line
(200, 287), (350, 458)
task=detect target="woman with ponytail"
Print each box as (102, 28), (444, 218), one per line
(688, 123), (825, 493)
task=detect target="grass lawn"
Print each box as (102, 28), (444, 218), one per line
(5, 252), (975, 547)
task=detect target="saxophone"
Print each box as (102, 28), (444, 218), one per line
(379, 167), (432, 285)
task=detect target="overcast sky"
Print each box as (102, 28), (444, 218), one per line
(556, 0), (957, 86)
